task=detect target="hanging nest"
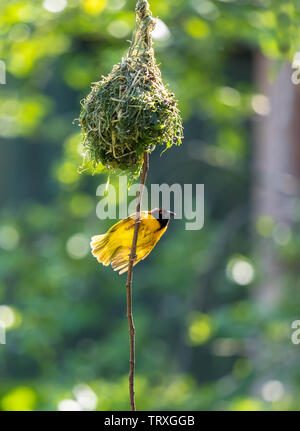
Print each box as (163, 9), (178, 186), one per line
(79, 0), (183, 179)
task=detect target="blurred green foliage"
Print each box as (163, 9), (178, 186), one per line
(1, 0), (300, 411)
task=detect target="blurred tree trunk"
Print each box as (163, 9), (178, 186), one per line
(252, 53), (300, 308)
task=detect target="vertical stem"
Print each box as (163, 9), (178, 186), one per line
(126, 152), (149, 411)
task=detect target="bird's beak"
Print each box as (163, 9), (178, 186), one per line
(169, 211), (176, 218)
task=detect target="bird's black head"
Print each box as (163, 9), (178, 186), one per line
(150, 208), (175, 229)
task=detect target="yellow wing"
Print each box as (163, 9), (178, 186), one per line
(91, 212), (166, 274)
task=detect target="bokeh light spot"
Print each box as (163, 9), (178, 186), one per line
(256, 214), (274, 237)
(188, 313), (213, 345)
(272, 223), (291, 246)
(191, 0), (220, 20)
(251, 94), (271, 116)
(227, 256), (255, 286)
(107, 20), (130, 38)
(66, 233), (89, 259)
(1, 387), (37, 411)
(82, 0), (107, 15)
(9, 24), (30, 42)
(73, 384), (98, 410)
(107, 0), (126, 11)
(233, 358), (252, 379)
(212, 338), (240, 357)
(43, 0), (68, 13)
(56, 161), (78, 184)
(184, 17), (210, 39)
(217, 86), (241, 107)
(0, 305), (15, 328)
(231, 397), (262, 411)
(152, 19), (170, 41)
(262, 380), (284, 402)
(58, 399), (83, 411)
(0, 225), (19, 250)
(70, 194), (93, 217)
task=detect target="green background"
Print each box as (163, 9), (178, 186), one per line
(0, 0), (300, 411)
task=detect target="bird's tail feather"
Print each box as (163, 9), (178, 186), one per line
(90, 234), (112, 266)
(110, 247), (129, 274)
(111, 246), (140, 275)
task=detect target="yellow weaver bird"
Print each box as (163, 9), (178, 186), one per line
(91, 208), (175, 274)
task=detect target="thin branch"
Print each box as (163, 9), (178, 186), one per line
(126, 152), (149, 411)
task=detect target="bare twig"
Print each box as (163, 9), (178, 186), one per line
(126, 152), (149, 411)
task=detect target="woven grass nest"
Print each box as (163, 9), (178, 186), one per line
(79, 0), (183, 179)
